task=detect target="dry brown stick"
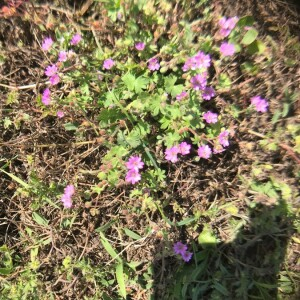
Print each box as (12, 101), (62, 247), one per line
(248, 129), (300, 164)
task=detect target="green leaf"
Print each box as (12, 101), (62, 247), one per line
(32, 212), (49, 227)
(0, 168), (30, 189)
(237, 16), (255, 28)
(247, 40), (266, 55)
(124, 228), (142, 240)
(64, 122), (78, 131)
(116, 263), (126, 299)
(134, 76), (149, 93)
(241, 28), (259, 45)
(198, 225), (218, 247)
(177, 217), (196, 226)
(122, 73), (135, 91)
(99, 232), (122, 263)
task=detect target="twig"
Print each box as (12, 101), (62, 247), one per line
(248, 129), (300, 164)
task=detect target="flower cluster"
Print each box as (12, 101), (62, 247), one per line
(125, 156), (144, 184)
(45, 64), (60, 86)
(218, 16), (239, 37)
(70, 33), (82, 46)
(173, 242), (193, 262)
(61, 184), (75, 208)
(165, 142), (191, 163)
(182, 51), (211, 72)
(42, 88), (51, 105)
(250, 96), (268, 112)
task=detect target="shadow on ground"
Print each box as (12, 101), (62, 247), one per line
(153, 199), (294, 300)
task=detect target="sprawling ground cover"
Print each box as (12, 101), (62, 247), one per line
(0, 0), (299, 299)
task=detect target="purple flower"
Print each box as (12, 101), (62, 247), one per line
(148, 57), (160, 71)
(197, 145), (212, 159)
(218, 130), (230, 147)
(125, 169), (141, 184)
(61, 184), (75, 208)
(182, 51), (211, 71)
(250, 96), (269, 112)
(135, 42), (145, 51)
(182, 251), (193, 262)
(57, 110), (64, 118)
(176, 91), (188, 101)
(45, 64), (58, 77)
(70, 33), (82, 46)
(194, 51), (211, 69)
(190, 73), (207, 91)
(103, 58), (115, 70)
(58, 51), (68, 62)
(42, 37), (53, 51)
(203, 111), (218, 124)
(173, 242), (188, 255)
(218, 16), (239, 37)
(220, 42), (236, 56)
(202, 86), (215, 101)
(49, 74), (60, 85)
(42, 88), (51, 105)
(178, 142), (191, 155)
(165, 146), (180, 163)
(125, 156), (144, 171)
(213, 144), (225, 154)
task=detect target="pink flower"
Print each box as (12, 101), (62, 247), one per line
(61, 184), (75, 208)
(173, 242), (187, 255)
(176, 91), (188, 101)
(135, 42), (145, 51)
(70, 33), (81, 45)
(45, 64), (58, 77)
(42, 37), (53, 51)
(58, 51), (68, 62)
(182, 51), (211, 71)
(57, 110), (64, 118)
(197, 145), (212, 159)
(202, 86), (215, 100)
(49, 74), (60, 85)
(148, 58), (160, 71)
(203, 111), (218, 124)
(218, 16), (239, 37)
(125, 169), (141, 184)
(218, 130), (230, 147)
(103, 58), (115, 70)
(125, 156), (144, 171)
(42, 88), (51, 105)
(213, 144), (225, 154)
(178, 142), (191, 155)
(182, 251), (193, 262)
(190, 73), (207, 91)
(220, 42), (236, 56)
(250, 96), (268, 112)
(165, 146), (180, 163)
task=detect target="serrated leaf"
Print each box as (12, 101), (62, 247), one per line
(124, 228), (142, 240)
(122, 73), (135, 91)
(241, 29), (259, 45)
(100, 232), (122, 263)
(134, 76), (149, 93)
(116, 263), (126, 299)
